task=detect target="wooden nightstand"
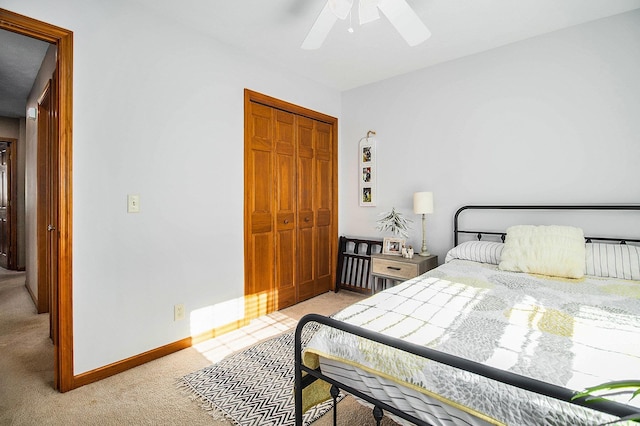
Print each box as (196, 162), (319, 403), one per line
(370, 253), (438, 292)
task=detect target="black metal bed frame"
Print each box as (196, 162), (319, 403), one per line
(295, 205), (640, 426)
(454, 205), (640, 246)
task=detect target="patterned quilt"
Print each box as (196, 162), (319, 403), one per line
(304, 259), (640, 425)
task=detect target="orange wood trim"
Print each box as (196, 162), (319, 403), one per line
(36, 81), (51, 314)
(243, 89), (252, 312)
(73, 337), (194, 388)
(0, 9), (70, 43)
(73, 318), (251, 388)
(330, 113), (339, 290)
(245, 89), (338, 125)
(55, 20), (74, 394)
(190, 318), (251, 345)
(1, 8), (75, 393)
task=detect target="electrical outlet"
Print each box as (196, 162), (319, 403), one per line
(174, 303), (185, 321)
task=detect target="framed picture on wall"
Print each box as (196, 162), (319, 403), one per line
(359, 137), (376, 206)
(362, 146), (372, 163)
(362, 187), (372, 204)
(362, 166), (371, 183)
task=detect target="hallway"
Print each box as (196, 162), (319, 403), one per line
(0, 268), (54, 420)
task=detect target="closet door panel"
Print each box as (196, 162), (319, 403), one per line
(314, 121), (333, 294)
(297, 117), (315, 301)
(315, 225), (331, 294)
(246, 102), (275, 316)
(276, 228), (295, 308)
(250, 150), (273, 234)
(249, 233), (274, 316)
(275, 111), (297, 309)
(297, 226), (315, 301)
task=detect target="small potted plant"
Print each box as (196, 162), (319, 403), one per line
(376, 207), (411, 239)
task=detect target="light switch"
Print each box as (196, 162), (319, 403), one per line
(127, 194), (140, 213)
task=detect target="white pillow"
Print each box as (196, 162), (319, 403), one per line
(585, 243), (640, 281)
(498, 225), (585, 279)
(445, 241), (504, 265)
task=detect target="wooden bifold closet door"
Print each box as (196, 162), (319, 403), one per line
(244, 90), (337, 318)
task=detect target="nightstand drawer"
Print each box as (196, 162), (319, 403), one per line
(372, 258), (418, 280)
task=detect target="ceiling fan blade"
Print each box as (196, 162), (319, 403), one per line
(301, 2), (339, 49)
(328, 0), (354, 20)
(359, 0), (380, 25)
(377, 0), (431, 46)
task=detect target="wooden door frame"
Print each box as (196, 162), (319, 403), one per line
(0, 8), (74, 392)
(243, 89), (339, 316)
(0, 138), (19, 270)
(36, 80), (52, 314)
(7, 139), (18, 271)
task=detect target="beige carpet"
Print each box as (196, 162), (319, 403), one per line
(0, 271), (397, 425)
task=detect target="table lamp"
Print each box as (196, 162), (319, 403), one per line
(413, 192), (433, 256)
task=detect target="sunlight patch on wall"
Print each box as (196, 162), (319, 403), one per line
(189, 297), (246, 336)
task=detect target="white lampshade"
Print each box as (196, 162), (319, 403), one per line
(413, 192), (433, 214)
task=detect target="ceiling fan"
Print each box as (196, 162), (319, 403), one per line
(301, 0), (431, 49)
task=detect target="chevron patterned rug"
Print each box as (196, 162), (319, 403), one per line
(178, 323), (338, 426)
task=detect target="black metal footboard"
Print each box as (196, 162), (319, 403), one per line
(294, 313), (638, 426)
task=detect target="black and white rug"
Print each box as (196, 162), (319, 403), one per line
(178, 323), (337, 426)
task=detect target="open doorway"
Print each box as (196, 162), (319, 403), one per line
(0, 8), (73, 392)
(0, 139), (18, 271)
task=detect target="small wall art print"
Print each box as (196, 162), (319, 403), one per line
(359, 137), (376, 206)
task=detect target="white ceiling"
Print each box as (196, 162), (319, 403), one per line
(132, 0), (640, 91)
(0, 29), (49, 118)
(2, 0), (640, 119)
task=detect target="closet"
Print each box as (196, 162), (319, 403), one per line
(244, 90), (337, 317)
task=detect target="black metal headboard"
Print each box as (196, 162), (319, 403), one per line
(454, 205), (640, 246)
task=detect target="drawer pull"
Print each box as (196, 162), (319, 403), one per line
(284, 219), (289, 224)
(304, 217), (310, 222)
(387, 266), (401, 271)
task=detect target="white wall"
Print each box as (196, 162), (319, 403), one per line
(3, 0), (341, 374)
(339, 10), (640, 259)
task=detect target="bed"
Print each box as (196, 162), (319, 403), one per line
(294, 205), (640, 426)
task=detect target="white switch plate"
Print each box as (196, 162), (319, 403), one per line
(127, 194), (140, 213)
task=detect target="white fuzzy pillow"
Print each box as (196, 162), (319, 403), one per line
(498, 225), (586, 279)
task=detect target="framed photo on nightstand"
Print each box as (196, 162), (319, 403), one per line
(383, 237), (405, 255)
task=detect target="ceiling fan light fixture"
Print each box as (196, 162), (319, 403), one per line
(301, 0), (430, 49)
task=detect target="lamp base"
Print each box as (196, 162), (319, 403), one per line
(419, 251), (431, 257)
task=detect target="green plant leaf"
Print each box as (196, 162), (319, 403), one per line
(572, 380), (640, 401)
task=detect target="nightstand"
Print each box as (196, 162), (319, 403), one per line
(370, 253), (438, 292)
